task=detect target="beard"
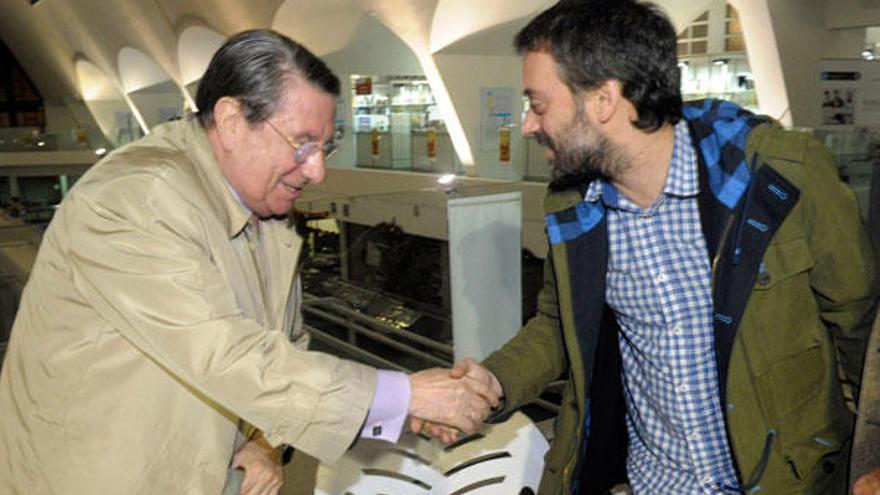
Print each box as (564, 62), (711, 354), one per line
(540, 110), (629, 191)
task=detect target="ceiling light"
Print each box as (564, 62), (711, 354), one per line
(95, 148), (107, 156)
(712, 58), (729, 66)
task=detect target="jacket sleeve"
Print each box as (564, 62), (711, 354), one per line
(58, 179), (376, 465)
(483, 249), (569, 415)
(802, 138), (877, 393)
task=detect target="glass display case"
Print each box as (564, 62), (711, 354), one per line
(351, 75), (459, 174)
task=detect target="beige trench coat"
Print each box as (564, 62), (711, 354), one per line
(0, 118), (376, 494)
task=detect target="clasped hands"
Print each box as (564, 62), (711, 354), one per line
(407, 358), (503, 443)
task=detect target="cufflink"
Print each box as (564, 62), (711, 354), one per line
(372, 425), (382, 437)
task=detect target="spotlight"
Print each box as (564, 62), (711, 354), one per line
(95, 147), (107, 156)
(437, 174), (457, 193)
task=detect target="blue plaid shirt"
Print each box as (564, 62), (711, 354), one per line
(585, 121), (740, 494)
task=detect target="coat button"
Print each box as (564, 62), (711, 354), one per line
(757, 271), (771, 286)
(823, 460), (835, 473)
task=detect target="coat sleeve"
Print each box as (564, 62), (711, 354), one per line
(58, 178), (376, 465)
(802, 137), (878, 393)
(483, 249), (569, 415)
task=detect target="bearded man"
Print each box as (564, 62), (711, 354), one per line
(444, 1), (877, 493)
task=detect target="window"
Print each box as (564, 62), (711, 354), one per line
(725, 5), (745, 53)
(0, 39), (45, 128)
(677, 10), (709, 56)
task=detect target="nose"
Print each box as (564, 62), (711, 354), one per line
(301, 153), (326, 185)
(522, 109), (540, 136)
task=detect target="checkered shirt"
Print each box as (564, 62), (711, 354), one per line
(584, 121), (740, 494)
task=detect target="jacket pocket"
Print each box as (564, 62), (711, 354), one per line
(752, 236), (814, 292)
(743, 236), (821, 375)
(782, 424), (849, 492)
(763, 344), (824, 421)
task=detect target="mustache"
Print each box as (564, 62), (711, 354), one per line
(533, 132), (555, 151)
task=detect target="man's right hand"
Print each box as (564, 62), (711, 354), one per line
(407, 359), (503, 442)
(408, 362), (501, 435)
(449, 358), (503, 402)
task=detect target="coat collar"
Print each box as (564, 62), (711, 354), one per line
(172, 116), (252, 238)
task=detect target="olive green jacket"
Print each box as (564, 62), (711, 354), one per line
(484, 120), (876, 494)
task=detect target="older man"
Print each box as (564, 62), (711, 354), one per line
(0, 30), (497, 495)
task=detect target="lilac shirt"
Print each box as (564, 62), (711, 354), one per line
(361, 370), (410, 442)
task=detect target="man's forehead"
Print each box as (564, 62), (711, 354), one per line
(270, 88), (335, 141)
(523, 53), (567, 96)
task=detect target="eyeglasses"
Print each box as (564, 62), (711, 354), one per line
(262, 118), (338, 164)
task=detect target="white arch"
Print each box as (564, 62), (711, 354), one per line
(76, 59), (123, 102)
(118, 47), (172, 94)
(429, 0), (554, 54)
(178, 26), (226, 86)
(118, 47), (190, 129)
(728, 0), (790, 125)
(272, 0), (365, 56)
(655, 0), (714, 31)
(75, 59), (147, 146)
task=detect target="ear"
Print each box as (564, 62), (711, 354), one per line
(590, 79), (624, 125)
(212, 96), (244, 151)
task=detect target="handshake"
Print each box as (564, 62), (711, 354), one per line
(407, 358), (504, 443)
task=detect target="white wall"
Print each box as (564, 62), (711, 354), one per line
(825, 0), (880, 29)
(434, 54), (525, 180)
(765, 0), (864, 128)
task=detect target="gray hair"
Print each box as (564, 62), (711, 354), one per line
(195, 29), (340, 128)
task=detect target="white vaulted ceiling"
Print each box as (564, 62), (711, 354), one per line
(1, 0), (730, 105)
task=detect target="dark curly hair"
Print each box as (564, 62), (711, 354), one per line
(516, 0), (682, 131)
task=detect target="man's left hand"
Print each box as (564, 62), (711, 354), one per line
(231, 438), (283, 495)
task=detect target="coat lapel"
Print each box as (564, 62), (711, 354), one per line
(265, 217), (302, 329)
(703, 159), (800, 397)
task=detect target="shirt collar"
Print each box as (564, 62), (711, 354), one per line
(226, 180), (252, 217)
(584, 120), (698, 207)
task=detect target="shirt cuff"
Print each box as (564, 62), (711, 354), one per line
(360, 370), (411, 443)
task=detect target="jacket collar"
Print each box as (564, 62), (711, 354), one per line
(176, 116), (252, 238)
(682, 99), (772, 209)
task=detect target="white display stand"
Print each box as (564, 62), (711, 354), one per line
(446, 192), (522, 362)
(314, 412), (548, 495)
